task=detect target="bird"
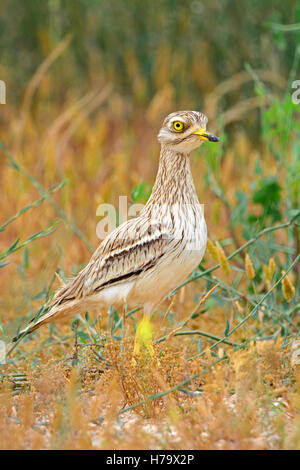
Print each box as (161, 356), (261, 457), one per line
(14, 110), (219, 355)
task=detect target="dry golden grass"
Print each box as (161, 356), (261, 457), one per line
(0, 61), (299, 449)
(1, 330), (300, 449)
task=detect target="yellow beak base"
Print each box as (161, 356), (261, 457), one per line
(193, 128), (219, 142)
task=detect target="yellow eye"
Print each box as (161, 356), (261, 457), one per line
(173, 121), (184, 132)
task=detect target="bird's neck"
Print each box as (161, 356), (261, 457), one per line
(147, 144), (198, 206)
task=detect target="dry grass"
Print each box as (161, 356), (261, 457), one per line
(1, 330), (300, 449)
(0, 49), (299, 449)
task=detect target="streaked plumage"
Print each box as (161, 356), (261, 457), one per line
(14, 111), (219, 341)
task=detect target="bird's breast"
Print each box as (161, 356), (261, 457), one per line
(154, 201), (207, 281)
(126, 201), (207, 311)
(169, 199), (206, 251)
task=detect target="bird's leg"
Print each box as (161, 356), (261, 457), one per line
(133, 314), (154, 358)
(132, 304), (157, 366)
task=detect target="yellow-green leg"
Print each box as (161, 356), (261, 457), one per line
(132, 314), (155, 365)
(134, 315), (154, 356)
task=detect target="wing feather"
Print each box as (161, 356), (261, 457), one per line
(83, 217), (171, 294)
(53, 216), (172, 303)
(13, 210), (175, 341)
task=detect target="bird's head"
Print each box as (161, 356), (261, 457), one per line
(158, 110), (219, 153)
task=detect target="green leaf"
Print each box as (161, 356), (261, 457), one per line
(0, 261), (10, 268)
(224, 319), (230, 337)
(23, 247), (29, 269)
(77, 331), (90, 343)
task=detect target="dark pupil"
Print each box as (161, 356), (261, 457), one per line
(176, 123), (180, 128)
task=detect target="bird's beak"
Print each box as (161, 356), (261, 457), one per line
(193, 128), (219, 142)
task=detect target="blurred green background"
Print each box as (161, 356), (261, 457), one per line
(1, 0), (299, 114)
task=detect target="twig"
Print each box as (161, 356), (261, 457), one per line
(187, 254), (300, 361)
(266, 22), (300, 32)
(118, 373), (200, 415)
(0, 181), (66, 232)
(0, 220), (59, 261)
(155, 284), (219, 344)
(172, 212), (300, 295)
(117, 257), (299, 416)
(0, 142), (94, 252)
(154, 330), (239, 347)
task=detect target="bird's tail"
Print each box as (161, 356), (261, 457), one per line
(12, 280), (84, 342)
(12, 301), (79, 342)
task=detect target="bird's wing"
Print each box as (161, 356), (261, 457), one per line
(85, 216), (172, 293)
(55, 215), (173, 303)
(13, 216), (174, 341)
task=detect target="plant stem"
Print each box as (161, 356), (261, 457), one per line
(173, 211), (300, 295)
(154, 329), (240, 346)
(187, 254), (300, 361)
(0, 142), (94, 252)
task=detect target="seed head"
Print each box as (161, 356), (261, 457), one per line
(216, 242), (230, 275)
(269, 257), (275, 279)
(206, 238), (218, 261)
(282, 270), (295, 302)
(245, 253), (255, 279)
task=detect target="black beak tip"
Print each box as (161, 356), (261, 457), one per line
(208, 134), (219, 142)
